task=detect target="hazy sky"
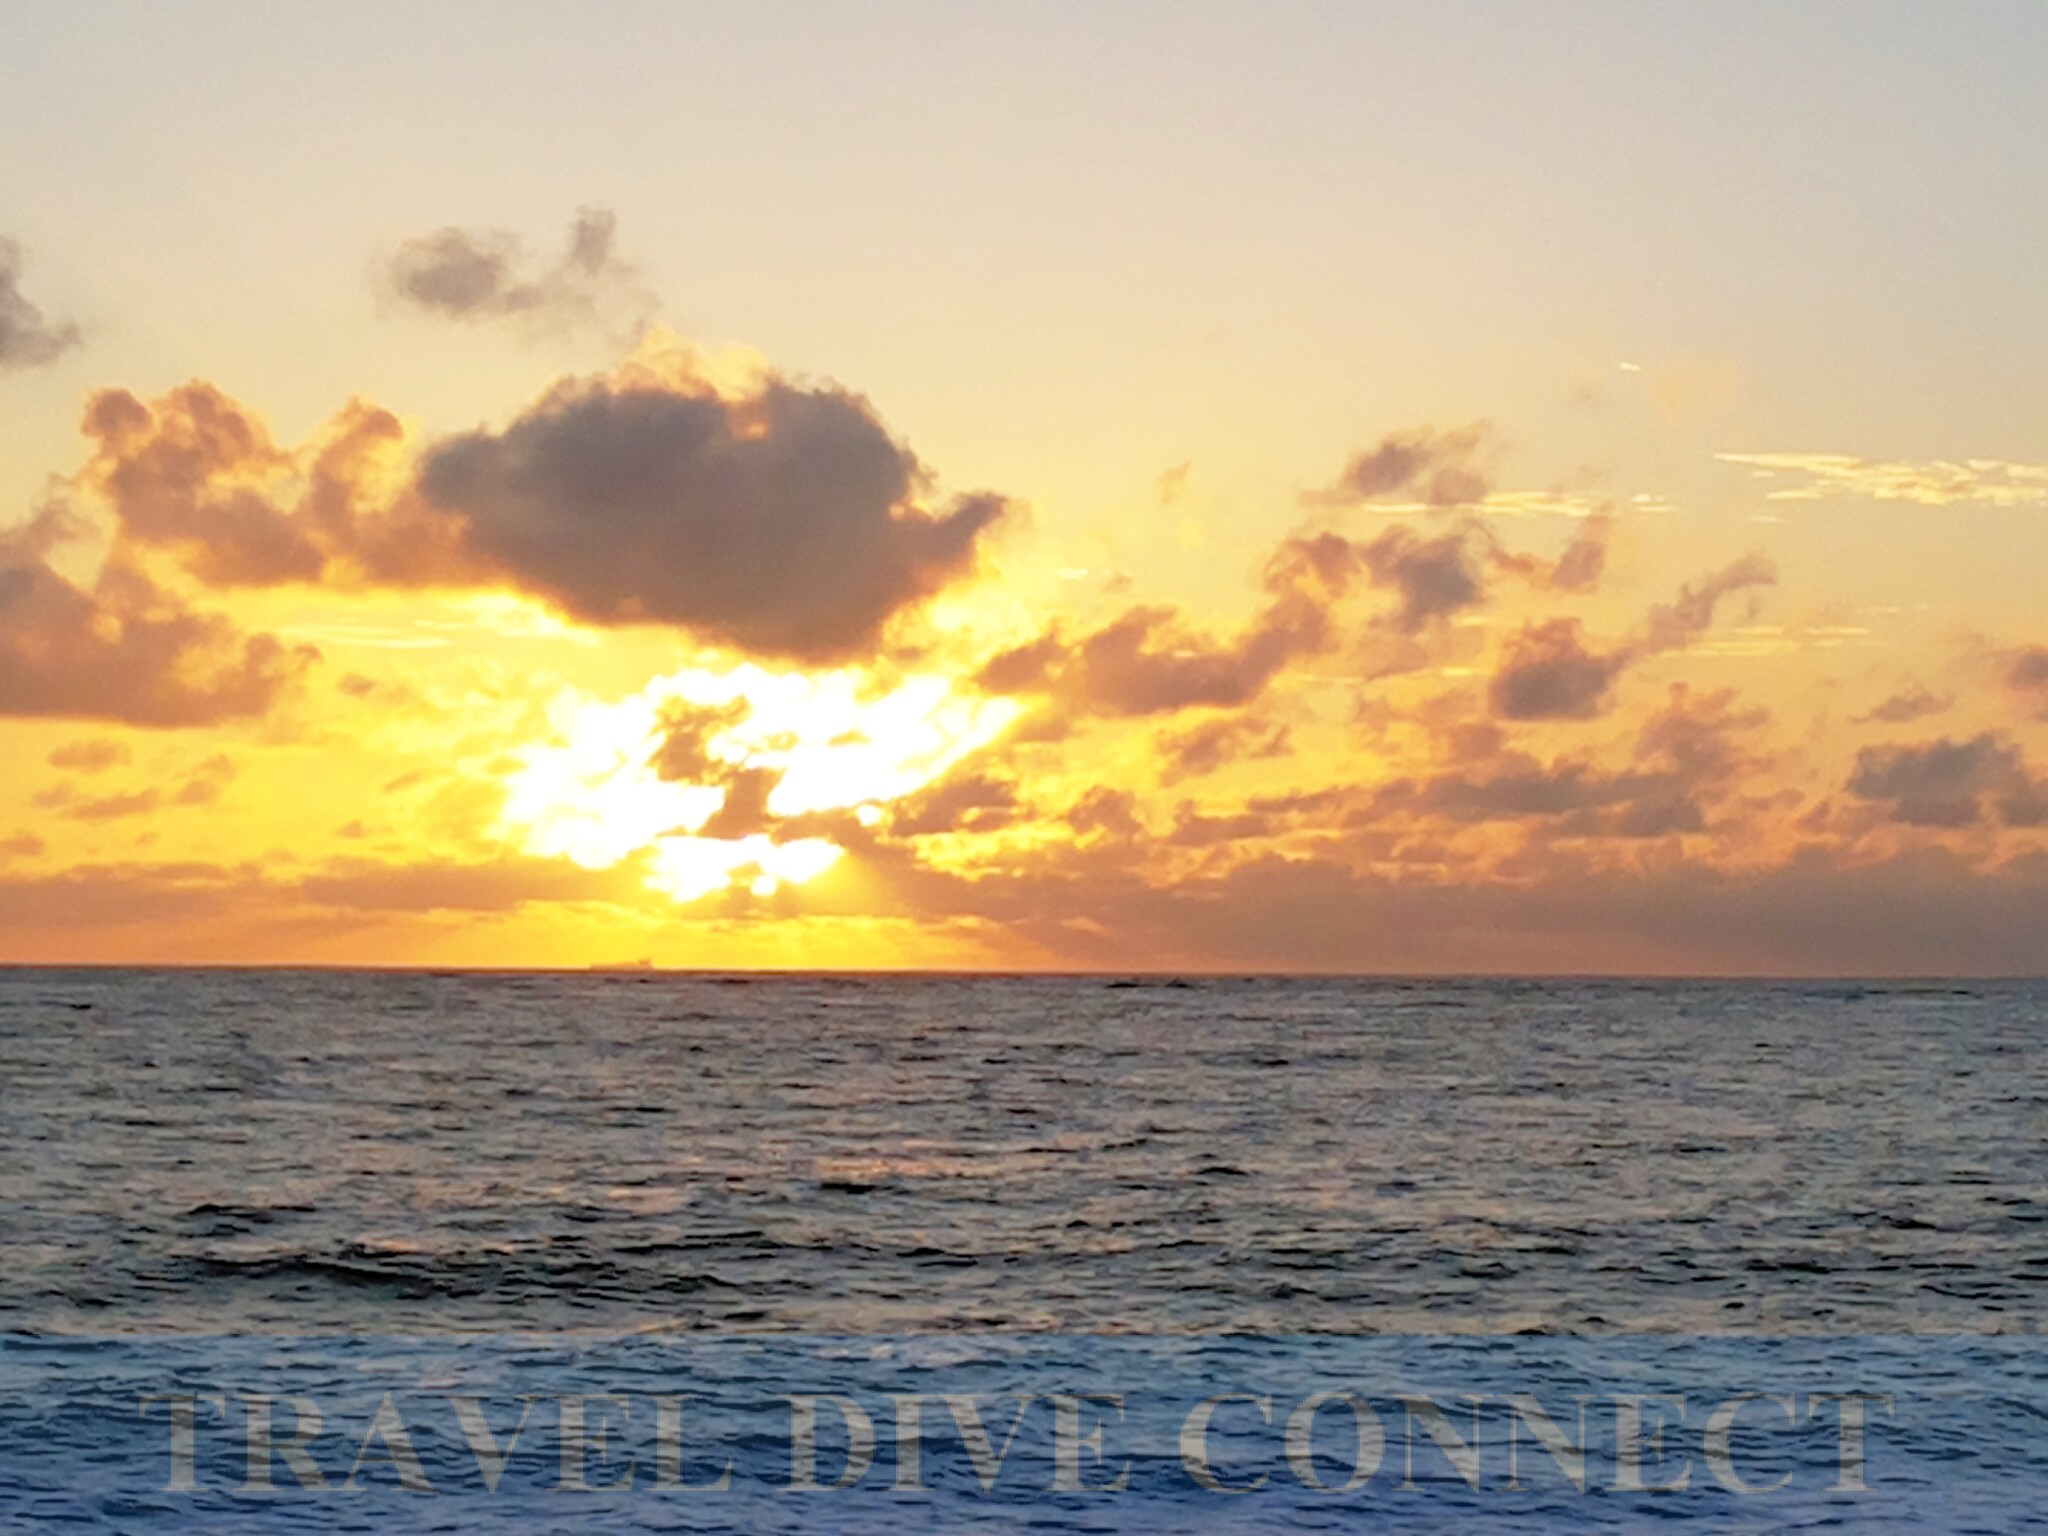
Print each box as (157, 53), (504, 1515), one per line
(3, 2), (2046, 971)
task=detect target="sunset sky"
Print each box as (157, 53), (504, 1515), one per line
(4, 2), (2047, 972)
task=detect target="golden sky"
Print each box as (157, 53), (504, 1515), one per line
(3, 5), (2046, 973)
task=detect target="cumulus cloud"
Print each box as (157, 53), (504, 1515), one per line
(1155, 715), (1292, 783)
(1358, 524), (1485, 632)
(0, 238), (79, 372)
(1489, 554), (1774, 721)
(648, 698), (750, 782)
(2006, 647), (2048, 719)
(418, 372), (1008, 660)
(1847, 733), (2041, 828)
(0, 537), (315, 727)
(1318, 423), (1493, 507)
(1641, 552), (1776, 651)
(47, 739), (130, 773)
(1022, 604), (1302, 714)
(1854, 684), (1952, 726)
(1549, 514), (1611, 593)
(80, 384), (470, 588)
(889, 772), (1020, 837)
(979, 530), (1362, 716)
(78, 356), (1005, 662)
(381, 208), (654, 337)
(1371, 687), (1766, 841)
(33, 753), (234, 822)
(1489, 619), (1625, 720)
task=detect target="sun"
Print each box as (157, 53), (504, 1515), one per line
(497, 662), (1019, 902)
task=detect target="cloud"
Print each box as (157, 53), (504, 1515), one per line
(47, 739), (131, 773)
(1489, 554), (1774, 721)
(1718, 451), (2048, 508)
(1633, 684), (1769, 788)
(33, 784), (160, 823)
(0, 238), (79, 372)
(1640, 552), (1776, 652)
(174, 753), (237, 807)
(1847, 733), (2040, 828)
(1155, 715), (1292, 783)
(976, 572), (1328, 719)
(1371, 687), (1765, 841)
(1319, 423), (1492, 507)
(978, 525), (1494, 717)
(77, 353), (1005, 663)
(889, 772), (1019, 836)
(80, 384), (472, 588)
(1549, 514), (1611, 593)
(648, 698), (750, 782)
(1066, 787), (1144, 841)
(33, 752), (236, 822)
(1854, 684), (1952, 726)
(696, 765), (782, 839)
(2006, 647), (2048, 719)
(1052, 604), (1305, 714)
(1489, 619), (1625, 720)
(381, 207), (654, 336)
(418, 371), (1008, 660)
(1358, 525), (1485, 632)
(0, 548), (315, 727)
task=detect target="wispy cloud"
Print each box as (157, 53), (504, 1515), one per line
(380, 207), (655, 339)
(0, 237), (80, 372)
(1719, 452), (2048, 507)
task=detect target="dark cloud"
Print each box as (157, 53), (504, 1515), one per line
(79, 365), (1003, 663)
(1847, 733), (2037, 828)
(1321, 424), (1492, 507)
(1367, 683), (1766, 842)
(1641, 552), (1775, 651)
(979, 532), (1367, 717)
(1854, 684), (1952, 726)
(33, 784), (160, 823)
(2006, 647), (2048, 718)
(1632, 684), (1769, 788)
(975, 632), (1067, 695)
(1358, 525), (1484, 632)
(81, 385), (472, 588)
(1067, 787), (1143, 841)
(0, 549), (315, 727)
(173, 753), (237, 807)
(419, 375), (1008, 660)
(1549, 515), (1611, 593)
(1405, 761), (1666, 822)
(47, 739), (130, 773)
(1055, 604), (1302, 714)
(648, 698), (750, 782)
(697, 766), (782, 839)
(1488, 555), (1775, 721)
(1155, 715), (1292, 783)
(828, 822), (2048, 975)
(32, 753), (237, 821)
(889, 773), (1020, 837)
(0, 238), (79, 372)
(1489, 619), (1624, 720)
(382, 208), (653, 336)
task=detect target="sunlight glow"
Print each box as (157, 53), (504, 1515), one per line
(498, 663), (1019, 902)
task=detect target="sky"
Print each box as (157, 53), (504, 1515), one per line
(3, 1), (2047, 972)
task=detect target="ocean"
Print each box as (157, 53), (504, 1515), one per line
(1, 969), (2043, 1529)
(4, 968), (2041, 1335)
